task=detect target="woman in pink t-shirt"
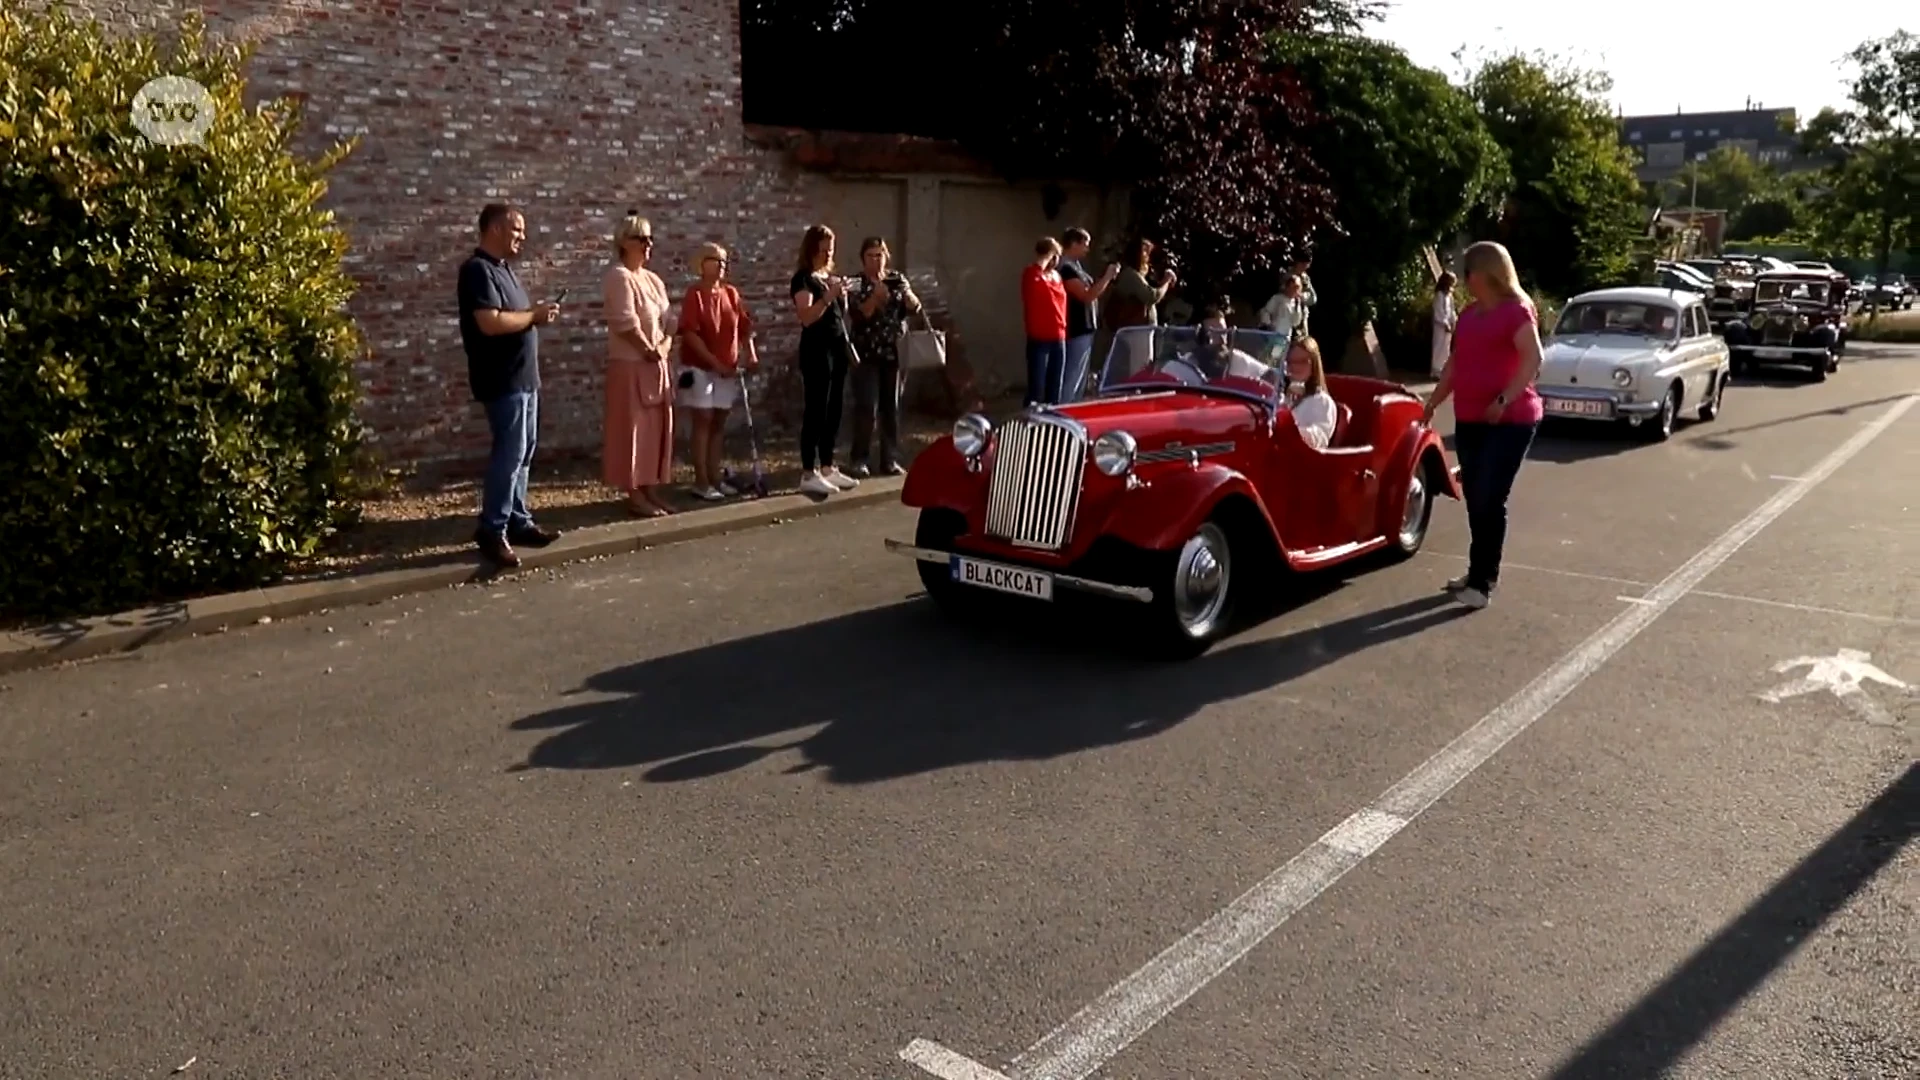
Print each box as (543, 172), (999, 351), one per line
(1420, 241), (1544, 609)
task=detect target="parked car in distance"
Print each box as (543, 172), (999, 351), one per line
(1722, 270), (1849, 380)
(886, 325), (1460, 657)
(1859, 273), (1913, 310)
(1535, 287), (1731, 440)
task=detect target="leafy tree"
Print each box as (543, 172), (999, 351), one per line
(1801, 33), (1920, 291)
(1266, 33), (1509, 355)
(0, 5), (368, 617)
(741, 0), (1380, 300)
(1461, 52), (1646, 299)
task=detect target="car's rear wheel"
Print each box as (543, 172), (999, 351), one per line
(1145, 520), (1234, 659)
(1389, 465), (1434, 560)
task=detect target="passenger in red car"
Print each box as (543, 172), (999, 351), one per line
(1283, 337), (1337, 449)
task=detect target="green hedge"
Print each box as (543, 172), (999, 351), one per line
(0, 6), (369, 617)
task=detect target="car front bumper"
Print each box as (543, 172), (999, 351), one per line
(885, 539), (1154, 604)
(1731, 343), (1830, 360)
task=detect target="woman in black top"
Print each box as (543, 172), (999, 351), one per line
(790, 224), (861, 498)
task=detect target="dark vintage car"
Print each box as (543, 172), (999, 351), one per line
(884, 325), (1460, 657)
(1721, 270), (1849, 379)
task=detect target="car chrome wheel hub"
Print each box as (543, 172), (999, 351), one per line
(1172, 523), (1231, 637)
(1399, 473), (1428, 547)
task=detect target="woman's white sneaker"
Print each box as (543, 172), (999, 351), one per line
(821, 466), (859, 490)
(799, 470), (837, 497)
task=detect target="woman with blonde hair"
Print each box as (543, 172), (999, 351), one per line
(1282, 335), (1338, 448)
(601, 211), (676, 517)
(676, 240), (757, 500)
(1420, 240), (1544, 609)
(789, 224), (860, 497)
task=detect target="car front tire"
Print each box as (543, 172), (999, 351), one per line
(913, 509), (974, 617)
(1644, 384), (1680, 441)
(1389, 465), (1434, 559)
(1145, 519), (1235, 660)
(1698, 372), (1725, 421)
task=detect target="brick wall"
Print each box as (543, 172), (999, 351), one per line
(56, 0), (858, 467)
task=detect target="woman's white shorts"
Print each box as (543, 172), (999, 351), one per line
(675, 364), (739, 411)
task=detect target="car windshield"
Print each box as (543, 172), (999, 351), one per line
(1096, 325), (1289, 404)
(1754, 279), (1829, 304)
(1552, 300), (1681, 342)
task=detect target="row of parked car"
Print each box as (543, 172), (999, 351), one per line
(1537, 253), (1874, 442)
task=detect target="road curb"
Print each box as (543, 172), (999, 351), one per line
(0, 478), (906, 677)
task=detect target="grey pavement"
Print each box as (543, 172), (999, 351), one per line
(1, 346), (1916, 1079)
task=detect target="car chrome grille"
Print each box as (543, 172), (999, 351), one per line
(984, 417), (1086, 550)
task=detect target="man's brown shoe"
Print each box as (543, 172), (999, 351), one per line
(509, 524), (560, 548)
(478, 533), (520, 568)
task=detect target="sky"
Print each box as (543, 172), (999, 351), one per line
(1366, 2), (1912, 120)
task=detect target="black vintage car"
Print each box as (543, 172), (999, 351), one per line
(1721, 270), (1848, 380)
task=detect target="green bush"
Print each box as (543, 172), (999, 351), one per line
(1847, 310), (1920, 343)
(0, 5), (368, 618)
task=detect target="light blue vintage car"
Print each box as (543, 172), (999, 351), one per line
(1535, 287), (1732, 441)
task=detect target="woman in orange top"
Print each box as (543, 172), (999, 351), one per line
(1020, 236), (1069, 404)
(601, 211), (675, 517)
(675, 241), (757, 500)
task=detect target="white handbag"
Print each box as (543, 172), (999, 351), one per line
(899, 309), (947, 371)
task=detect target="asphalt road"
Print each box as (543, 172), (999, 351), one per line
(2, 346), (1916, 1080)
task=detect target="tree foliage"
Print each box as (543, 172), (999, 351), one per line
(0, 5), (368, 617)
(1461, 53), (1645, 299)
(741, 0), (1381, 299)
(1800, 33), (1920, 277)
(1266, 33), (1509, 353)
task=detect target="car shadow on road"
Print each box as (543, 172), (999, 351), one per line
(1546, 760), (1918, 1080)
(506, 590), (1470, 786)
(1690, 392), (1914, 452)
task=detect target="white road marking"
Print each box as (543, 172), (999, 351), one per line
(1432, 555), (1920, 627)
(900, 393), (1917, 1080)
(1771, 474), (1806, 482)
(1760, 648), (1909, 727)
(900, 1039), (1011, 1080)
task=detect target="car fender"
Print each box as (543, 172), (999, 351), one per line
(1377, 424), (1460, 524)
(900, 438), (987, 513)
(1098, 464), (1280, 553)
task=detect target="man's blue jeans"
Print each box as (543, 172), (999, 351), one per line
(1061, 334), (1095, 402)
(480, 390), (538, 537)
(1025, 338), (1066, 406)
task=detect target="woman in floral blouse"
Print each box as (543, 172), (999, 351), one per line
(846, 236), (923, 477)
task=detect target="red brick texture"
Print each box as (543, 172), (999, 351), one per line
(57, 0), (968, 467)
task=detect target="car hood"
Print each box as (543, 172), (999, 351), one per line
(1539, 337), (1661, 386)
(1042, 390), (1265, 449)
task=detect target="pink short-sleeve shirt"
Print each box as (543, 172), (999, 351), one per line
(1450, 297), (1543, 425)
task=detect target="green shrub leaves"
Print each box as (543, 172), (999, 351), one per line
(1, 5), (368, 617)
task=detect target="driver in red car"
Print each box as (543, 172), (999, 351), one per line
(1194, 308), (1280, 386)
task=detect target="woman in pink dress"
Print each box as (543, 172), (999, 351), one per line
(602, 211), (676, 516)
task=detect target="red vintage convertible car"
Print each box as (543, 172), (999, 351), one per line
(884, 324), (1461, 656)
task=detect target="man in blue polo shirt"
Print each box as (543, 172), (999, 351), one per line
(458, 202), (561, 568)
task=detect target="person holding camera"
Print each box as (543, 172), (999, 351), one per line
(458, 202), (561, 568)
(790, 224), (861, 498)
(846, 236), (921, 477)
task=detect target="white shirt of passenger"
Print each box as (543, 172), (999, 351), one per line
(1222, 348), (1273, 382)
(1290, 389), (1337, 449)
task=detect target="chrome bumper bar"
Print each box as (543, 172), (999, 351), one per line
(884, 539), (1153, 603)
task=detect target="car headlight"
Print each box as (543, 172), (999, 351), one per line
(1749, 312), (1766, 328)
(1611, 367), (1633, 387)
(1091, 430), (1137, 477)
(952, 413), (991, 458)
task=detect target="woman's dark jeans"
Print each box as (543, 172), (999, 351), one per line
(1452, 420), (1537, 591)
(1025, 338), (1066, 405)
(798, 346), (850, 471)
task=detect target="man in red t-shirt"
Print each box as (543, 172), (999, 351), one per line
(1021, 237), (1069, 404)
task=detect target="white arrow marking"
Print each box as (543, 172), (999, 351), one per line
(1760, 648), (1909, 726)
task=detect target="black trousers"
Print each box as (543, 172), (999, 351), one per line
(1452, 420), (1538, 590)
(849, 354), (901, 468)
(799, 346), (850, 471)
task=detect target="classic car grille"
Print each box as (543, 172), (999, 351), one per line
(984, 417), (1087, 550)
(1761, 318), (1794, 345)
